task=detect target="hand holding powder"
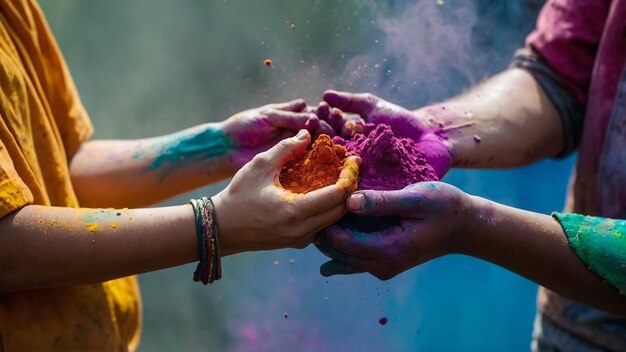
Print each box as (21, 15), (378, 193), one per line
(334, 124), (438, 191)
(331, 124), (440, 234)
(279, 134), (348, 193)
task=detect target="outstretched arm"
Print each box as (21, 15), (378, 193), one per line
(413, 68), (564, 168)
(323, 67), (565, 172)
(70, 100), (319, 208)
(318, 182), (626, 316)
(1, 131), (359, 293)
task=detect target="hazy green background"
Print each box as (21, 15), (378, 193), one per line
(40, 1), (575, 351)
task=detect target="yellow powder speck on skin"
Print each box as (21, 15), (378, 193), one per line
(280, 191), (306, 202)
(86, 223), (99, 232)
(38, 219), (44, 225)
(273, 176), (306, 202)
(111, 222), (118, 229)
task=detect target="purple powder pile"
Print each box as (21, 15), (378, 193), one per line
(333, 124), (438, 191)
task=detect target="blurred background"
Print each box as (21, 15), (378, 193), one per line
(41, 0), (575, 351)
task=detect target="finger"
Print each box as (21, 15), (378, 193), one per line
(321, 224), (378, 257)
(323, 90), (378, 116)
(341, 120), (356, 139)
(270, 99), (307, 112)
(313, 120), (335, 139)
(267, 110), (320, 132)
(297, 203), (347, 236)
(320, 260), (364, 277)
(296, 156), (361, 214)
(335, 156), (361, 193)
(343, 113), (366, 137)
(327, 107), (344, 132)
(257, 130), (310, 171)
(315, 242), (365, 267)
(346, 188), (424, 217)
(315, 101), (331, 121)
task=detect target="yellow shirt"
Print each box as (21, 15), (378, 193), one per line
(0, 0), (141, 350)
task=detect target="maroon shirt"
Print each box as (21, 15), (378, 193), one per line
(526, 0), (626, 349)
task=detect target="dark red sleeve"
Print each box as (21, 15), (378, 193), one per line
(526, 0), (610, 104)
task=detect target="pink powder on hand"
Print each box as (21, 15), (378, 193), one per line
(334, 124), (438, 191)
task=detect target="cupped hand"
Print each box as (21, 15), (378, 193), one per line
(220, 99), (320, 169)
(316, 181), (474, 280)
(212, 130), (361, 255)
(323, 90), (452, 178)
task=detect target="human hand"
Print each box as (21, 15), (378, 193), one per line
(212, 130), (360, 255)
(220, 99), (320, 169)
(308, 101), (365, 139)
(323, 90), (452, 178)
(316, 182), (474, 280)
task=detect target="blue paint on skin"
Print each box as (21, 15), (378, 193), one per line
(150, 127), (234, 170)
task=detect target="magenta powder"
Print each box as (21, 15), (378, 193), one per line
(333, 124), (438, 191)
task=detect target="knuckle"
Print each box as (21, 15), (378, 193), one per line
(251, 153), (272, 168)
(363, 93), (377, 104)
(278, 203), (299, 223)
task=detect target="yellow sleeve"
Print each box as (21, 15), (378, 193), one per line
(0, 129), (33, 218)
(25, 0), (94, 158)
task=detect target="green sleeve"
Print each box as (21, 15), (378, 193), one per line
(552, 212), (626, 295)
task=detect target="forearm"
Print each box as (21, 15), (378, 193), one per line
(463, 197), (626, 315)
(0, 204), (198, 292)
(415, 68), (564, 168)
(70, 122), (235, 208)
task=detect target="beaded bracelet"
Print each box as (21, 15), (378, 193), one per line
(189, 197), (222, 284)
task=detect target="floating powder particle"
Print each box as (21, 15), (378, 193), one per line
(264, 58), (273, 66)
(280, 134), (347, 193)
(334, 124), (438, 191)
(379, 317), (388, 325)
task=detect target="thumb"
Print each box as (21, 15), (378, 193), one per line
(322, 90), (377, 116)
(346, 189), (423, 217)
(259, 129), (310, 170)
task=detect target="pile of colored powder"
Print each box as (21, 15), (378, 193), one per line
(279, 134), (347, 193)
(333, 124), (438, 191)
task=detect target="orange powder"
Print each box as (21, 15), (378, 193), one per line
(280, 134), (347, 193)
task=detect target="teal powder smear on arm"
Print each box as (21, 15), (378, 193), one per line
(150, 127), (234, 171)
(553, 212), (626, 295)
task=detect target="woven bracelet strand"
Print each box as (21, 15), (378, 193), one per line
(190, 199), (207, 283)
(190, 197), (222, 284)
(207, 197), (222, 281)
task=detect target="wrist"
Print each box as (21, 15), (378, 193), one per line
(454, 195), (494, 255)
(413, 105), (467, 169)
(412, 108), (455, 172)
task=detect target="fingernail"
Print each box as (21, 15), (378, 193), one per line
(296, 129), (308, 140)
(347, 193), (365, 212)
